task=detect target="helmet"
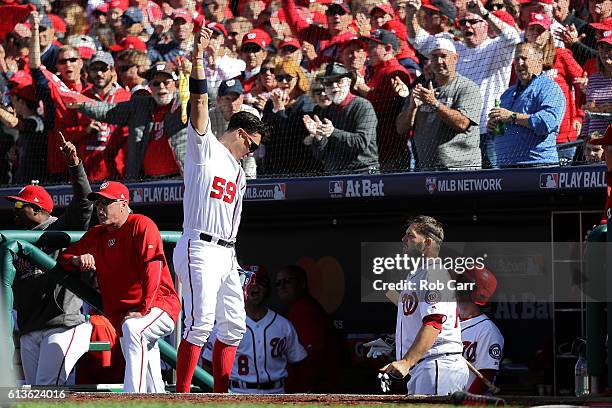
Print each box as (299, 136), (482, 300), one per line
(463, 266), (497, 306)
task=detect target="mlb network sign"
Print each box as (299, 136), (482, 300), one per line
(329, 179), (385, 198)
(539, 170), (605, 189)
(425, 177), (503, 194)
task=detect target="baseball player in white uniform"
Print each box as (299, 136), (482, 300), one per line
(173, 26), (269, 393)
(202, 265), (308, 394)
(381, 216), (468, 395)
(457, 267), (504, 394)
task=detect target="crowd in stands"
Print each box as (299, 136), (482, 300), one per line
(0, 0), (610, 184)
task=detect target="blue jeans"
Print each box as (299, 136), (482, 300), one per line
(480, 133), (498, 169)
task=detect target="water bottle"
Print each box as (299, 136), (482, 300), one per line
(493, 99), (505, 136)
(575, 344), (590, 396)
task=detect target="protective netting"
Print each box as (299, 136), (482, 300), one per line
(0, 0), (609, 186)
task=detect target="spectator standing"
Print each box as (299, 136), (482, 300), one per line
(275, 264), (341, 392)
(419, 0), (457, 35)
(39, 14), (59, 73)
(80, 52), (132, 181)
(552, 0), (586, 30)
(114, 48), (151, 95)
(30, 12), (91, 182)
(580, 33), (612, 143)
(59, 181), (181, 392)
(262, 59), (321, 176)
(4, 138), (93, 385)
(73, 62), (187, 179)
(238, 30), (270, 93)
(407, 0), (520, 168)
(402, 39), (482, 170)
(488, 42), (565, 166)
(524, 12), (586, 158)
(340, 38), (368, 79)
(225, 17), (253, 57)
(354, 29), (413, 171)
(0, 71), (49, 184)
(518, 0), (566, 47)
(282, 0), (357, 71)
(303, 63), (380, 174)
(202, 265), (308, 394)
(149, 9), (193, 63)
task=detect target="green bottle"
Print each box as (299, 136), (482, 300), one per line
(494, 99), (505, 136)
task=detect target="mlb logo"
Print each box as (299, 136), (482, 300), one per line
(540, 173), (559, 189)
(425, 177), (437, 194)
(329, 181), (344, 196)
(132, 188), (144, 203)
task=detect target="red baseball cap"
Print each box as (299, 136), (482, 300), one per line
(88, 181), (130, 203)
(95, 2), (109, 13)
(463, 266), (497, 306)
(109, 36), (147, 52)
(241, 29), (271, 49)
(5, 185), (54, 213)
(173, 8), (193, 23)
(371, 3), (395, 16)
(109, 0), (128, 11)
(48, 14), (66, 34)
(279, 37), (301, 49)
(382, 19), (408, 41)
(527, 12), (551, 30)
(207, 21), (228, 36)
(598, 29), (612, 46)
(342, 35), (368, 51)
(590, 17), (612, 30)
(493, 10), (516, 28)
(7, 71), (37, 103)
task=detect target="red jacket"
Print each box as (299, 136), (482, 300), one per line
(366, 58), (412, 166)
(282, 0), (356, 70)
(549, 48), (585, 143)
(80, 84), (131, 181)
(59, 214), (181, 331)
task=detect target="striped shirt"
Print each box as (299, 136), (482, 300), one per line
(582, 73), (612, 139)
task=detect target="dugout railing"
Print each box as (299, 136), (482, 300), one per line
(0, 230), (213, 392)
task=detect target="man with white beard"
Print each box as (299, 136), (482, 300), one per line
(73, 62), (188, 179)
(303, 63), (380, 174)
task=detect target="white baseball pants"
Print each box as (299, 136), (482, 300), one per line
(173, 233), (246, 347)
(120, 308), (174, 393)
(407, 354), (469, 395)
(20, 322), (92, 385)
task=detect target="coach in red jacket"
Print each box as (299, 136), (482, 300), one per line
(60, 181), (180, 393)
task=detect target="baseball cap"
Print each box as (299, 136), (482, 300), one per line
(590, 17), (612, 31)
(326, 0), (351, 14)
(429, 37), (457, 55)
(361, 29), (400, 51)
(48, 14), (66, 34)
(242, 264), (270, 287)
(39, 14), (53, 29)
(422, 0), (456, 22)
(7, 71), (37, 103)
(109, 0), (129, 11)
(122, 7), (144, 25)
(146, 61), (178, 80)
(88, 181), (130, 203)
(589, 124), (612, 146)
(90, 51), (115, 67)
(527, 12), (551, 30)
(382, 19), (408, 41)
(95, 2), (109, 13)
(279, 37), (301, 50)
(109, 36), (148, 52)
(493, 10), (517, 28)
(173, 8), (193, 23)
(598, 29), (612, 46)
(207, 22), (228, 37)
(69, 35), (98, 60)
(218, 78), (245, 96)
(370, 3), (395, 16)
(463, 266), (497, 306)
(5, 185), (54, 213)
(241, 29), (271, 49)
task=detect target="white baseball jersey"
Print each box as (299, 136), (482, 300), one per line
(203, 309), (307, 393)
(461, 314), (504, 390)
(183, 120), (246, 241)
(396, 266), (463, 361)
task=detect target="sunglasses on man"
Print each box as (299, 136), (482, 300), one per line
(14, 201), (41, 211)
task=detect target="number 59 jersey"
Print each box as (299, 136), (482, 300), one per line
(183, 121), (246, 241)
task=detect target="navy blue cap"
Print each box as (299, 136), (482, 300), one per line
(122, 7), (144, 25)
(218, 78), (244, 96)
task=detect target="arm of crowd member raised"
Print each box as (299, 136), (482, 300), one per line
(281, 0), (311, 40)
(57, 133), (94, 231)
(406, 0), (438, 55)
(189, 25), (213, 135)
(29, 11), (42, 70)
(29, 11), (57, 132)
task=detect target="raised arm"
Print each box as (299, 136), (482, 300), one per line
(190, 25), (213, 135)
(29, 11), (42, 70)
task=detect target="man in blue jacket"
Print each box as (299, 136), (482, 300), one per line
(488, 42), (565, 167)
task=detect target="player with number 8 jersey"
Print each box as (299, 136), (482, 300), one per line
(173, 24), (269, 393)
